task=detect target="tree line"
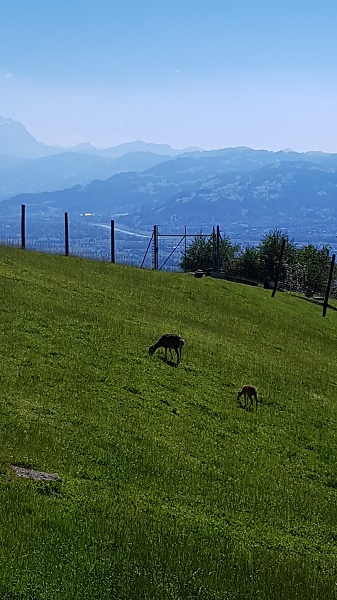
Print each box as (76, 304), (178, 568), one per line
(180, 228), (335, 296)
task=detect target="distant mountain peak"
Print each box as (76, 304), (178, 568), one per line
(0, 115), (20, 125)
(0, 115), (206, 161)
(0, 115), (60, 159)
(0, 115), (31, 133)
(69, 142), (97, 153)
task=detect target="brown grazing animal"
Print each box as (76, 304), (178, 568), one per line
(237, 385), (258, 411)
(149, 334), (185, 364)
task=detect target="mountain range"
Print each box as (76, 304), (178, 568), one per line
(1, 116), (337, 238)
(0, 116), (197, 199)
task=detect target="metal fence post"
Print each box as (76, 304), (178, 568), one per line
(21, 204), (26, 249)
(111, 219), (115, 263)
(216, 225), (220, 272)
(323, 253), (335, 317)
(64, 212), (69, 256)
(153, 225), (159, 270)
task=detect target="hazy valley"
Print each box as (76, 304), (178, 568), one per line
(1, 116), (337, 263)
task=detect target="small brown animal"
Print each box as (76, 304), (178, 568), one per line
(237, 385), (258, 411)
(149, 334), (185, 365)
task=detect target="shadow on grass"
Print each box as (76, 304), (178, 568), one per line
(158, 356), (179, 368)
(291, 294), (337, 312)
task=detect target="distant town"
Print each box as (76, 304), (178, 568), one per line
(1, 212), (337, 271)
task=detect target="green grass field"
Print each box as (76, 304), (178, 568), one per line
(1, 245), (337, 599)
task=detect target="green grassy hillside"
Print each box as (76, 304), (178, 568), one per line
(1, 246), (337, 599)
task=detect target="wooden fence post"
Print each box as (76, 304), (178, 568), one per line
(111, 219), (115, 263)
(322, 253), (335, 317)
(64, 212), (69, 256)
(272, 239), (286, 298)
(216, 225), (220, 272)
(153, 225), (159, 270)
(21, 204), (26, 249)
(212, 226), (216, 271)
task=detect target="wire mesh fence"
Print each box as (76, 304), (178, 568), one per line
(0, 209), (154, 266)
(0, 213), (21, 247)
(1, 207), (337, 315)
(0, 207), (216, 274)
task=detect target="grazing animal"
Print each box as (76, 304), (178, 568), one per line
(237, 385), (258, 411)
(149, 334), (185, 365)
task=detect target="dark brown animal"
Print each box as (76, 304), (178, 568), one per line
(237, 385), (258, 411)
(149, 334), (185, 364)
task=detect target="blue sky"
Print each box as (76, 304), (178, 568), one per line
(1, 1), (337, 151)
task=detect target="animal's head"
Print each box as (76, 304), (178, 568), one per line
(149, 345), (155, 356)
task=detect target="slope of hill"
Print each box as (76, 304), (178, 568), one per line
(0, 153), (28, 173)
(1, 246), (337, 599)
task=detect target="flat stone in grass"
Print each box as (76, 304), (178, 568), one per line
(11, 465), (61, 481)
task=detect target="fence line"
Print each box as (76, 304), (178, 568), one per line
(1, 205), (337, 316)
(1, 205), (196, 270)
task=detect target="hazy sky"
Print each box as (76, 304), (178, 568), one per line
(1, 1), (337, 152)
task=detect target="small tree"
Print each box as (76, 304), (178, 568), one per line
(180, 234), (213, 272)
(257, 228), (297, 283)
(236, 246), (262, 281)
(218, 234), (241, 274)
(180, 232), (240, 273)
(296, 244), (331, 295)
(284, 262), (306, 293)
